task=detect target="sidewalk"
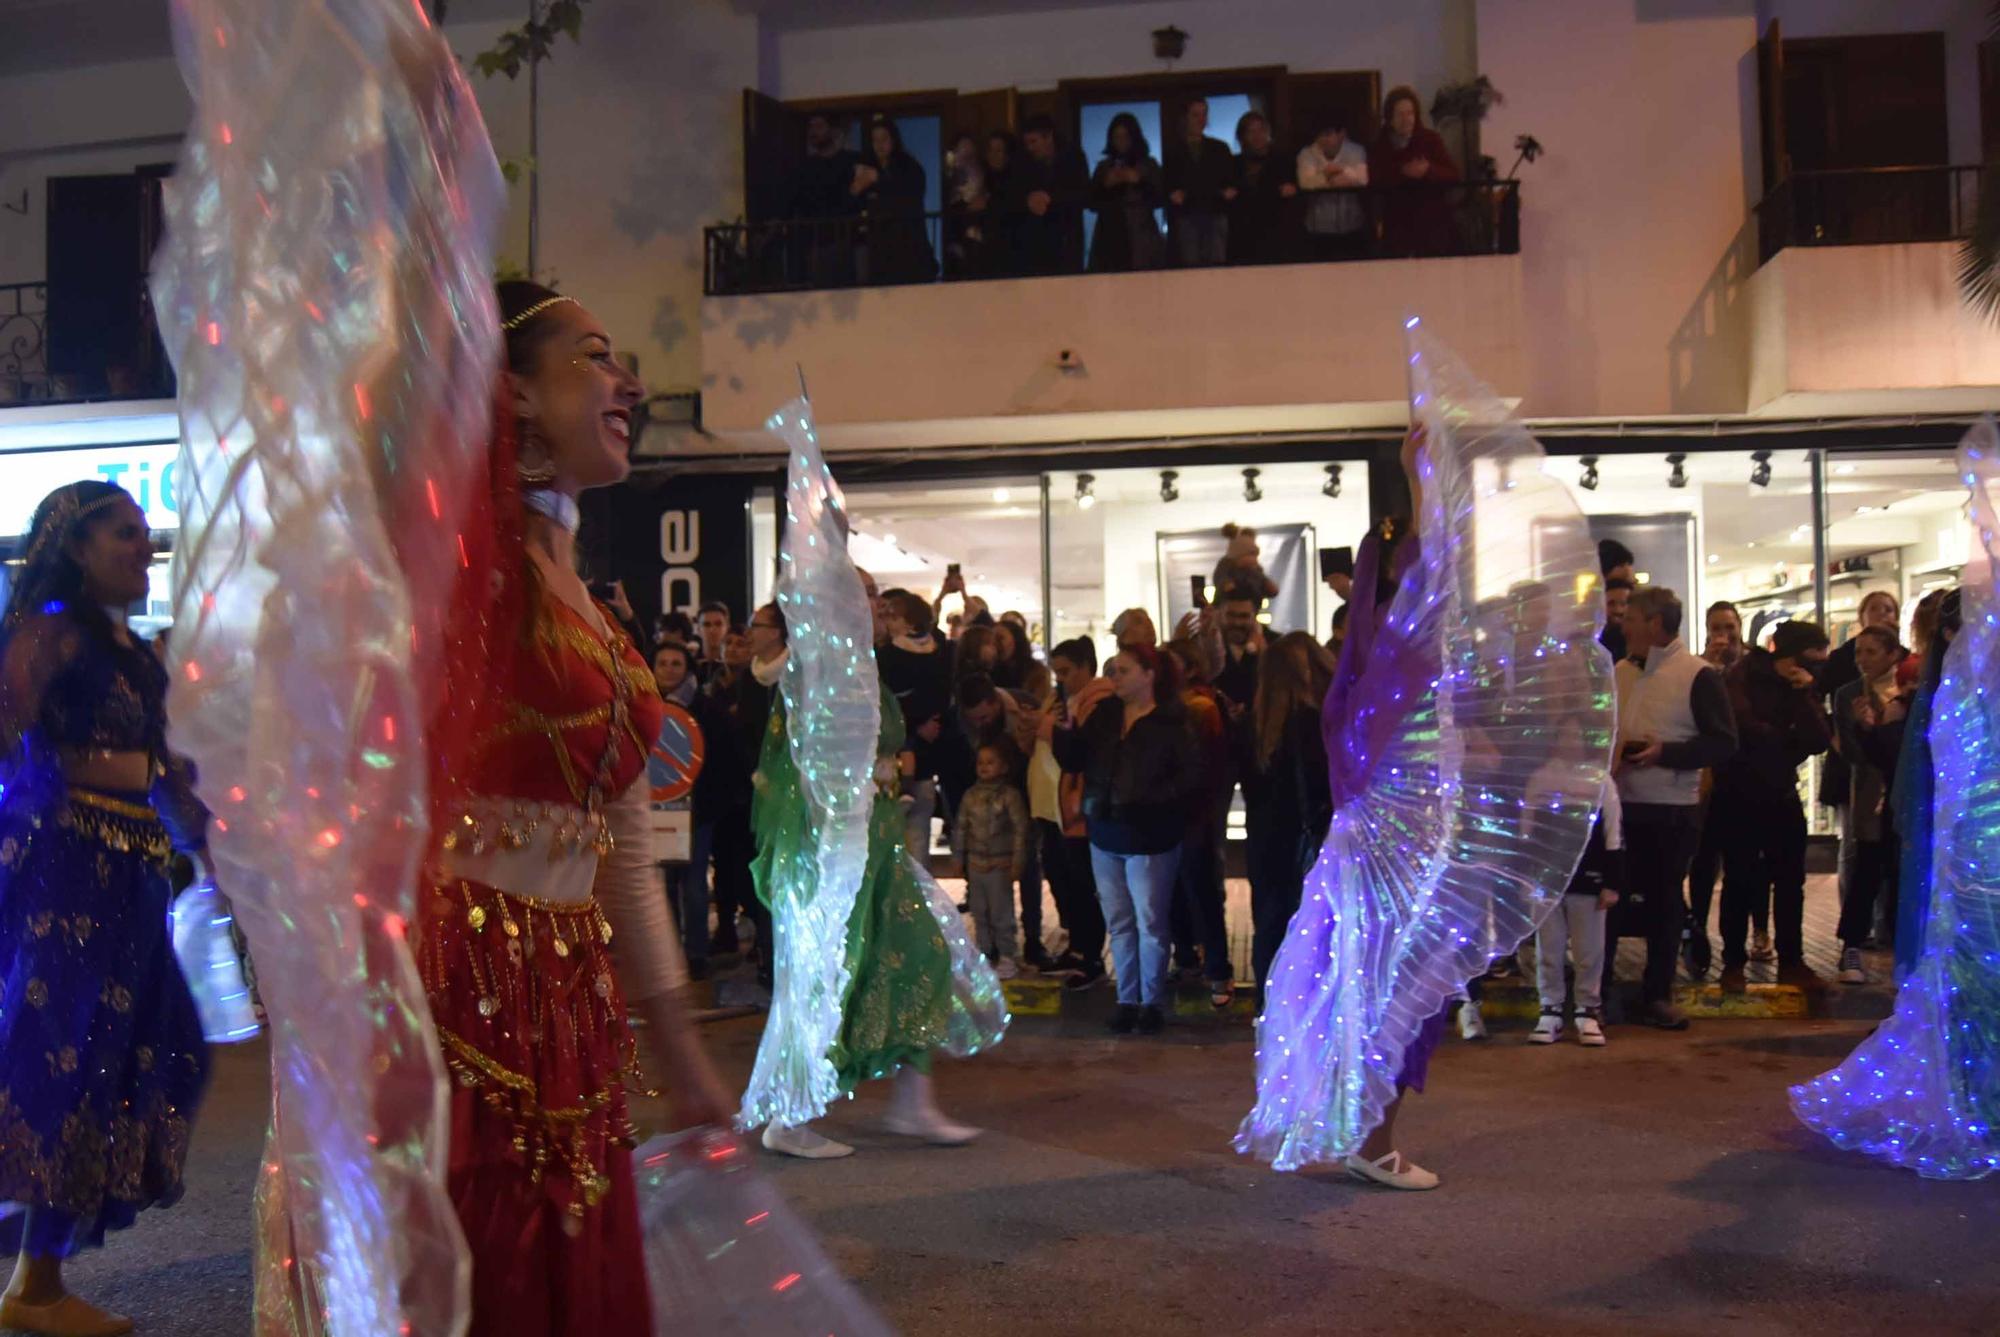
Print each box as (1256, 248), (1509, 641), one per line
(925, 868), (1896, 1024)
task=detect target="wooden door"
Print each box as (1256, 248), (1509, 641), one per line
(951, 87), (1017, 143)
(1758, 19), (1787, 192)
(742, 88), (804, 225)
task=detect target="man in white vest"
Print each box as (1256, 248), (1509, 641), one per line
(1611, 586), (1738, 1029)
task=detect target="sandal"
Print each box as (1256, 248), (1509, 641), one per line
(1209, 980), (1235, 1010)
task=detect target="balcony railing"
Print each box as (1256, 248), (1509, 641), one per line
(0, 278), (174, 407)
(0, 282), (47, 405)
(1753, 165), (1984, 265)
(704, 179), (1521, 297)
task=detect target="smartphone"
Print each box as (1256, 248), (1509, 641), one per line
(947, 562), (962, 578)
(1190, 574), (1208, 608)
(1319, 546), (1354, 581)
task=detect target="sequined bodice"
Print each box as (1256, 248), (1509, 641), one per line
(467, 595), (663, 810)
(41, 635), (167, 756)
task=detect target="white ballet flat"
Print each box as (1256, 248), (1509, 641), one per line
(1342, 1149), (1440, 1191)
(760, 1122), (855, 1160)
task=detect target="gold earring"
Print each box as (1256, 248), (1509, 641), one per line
(517, 424), (557, 488)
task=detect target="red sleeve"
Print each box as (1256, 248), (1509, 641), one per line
(1423, 129), (1461, 182)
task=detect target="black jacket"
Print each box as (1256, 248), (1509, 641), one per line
(1051, 698), (1198, 855)
(877, 636), (953, 771)
(1714, 649), (1830, 807)
(1002, 144), (1089, 274)
(1164, 133), (1236, 214)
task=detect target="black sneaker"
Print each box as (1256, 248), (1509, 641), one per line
(1047, 951), (1089, 975)
(1107, 1004), (1140, 1034)
(1064, 962), (1106, 992)
(1137, 1005), (1166, 1035)
(1024, 945), (1059, 972)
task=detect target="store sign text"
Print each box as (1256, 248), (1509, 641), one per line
(0, 443), (182, 539)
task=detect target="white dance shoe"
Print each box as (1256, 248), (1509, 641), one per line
(760, 1122), (855, 1159)
(881, 1066), (980, 1145)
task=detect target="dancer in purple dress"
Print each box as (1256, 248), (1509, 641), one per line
(1237, 324), (1615, 1189)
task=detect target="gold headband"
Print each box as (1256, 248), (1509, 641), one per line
(24, 488), (132, 563)
(502, 295), (576, 332)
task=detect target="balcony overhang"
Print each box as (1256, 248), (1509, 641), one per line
(697, 255), (1524, 454)
(1748, 241), (2000, 418)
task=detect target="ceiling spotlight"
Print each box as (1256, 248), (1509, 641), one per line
(1075, 473), (1096, 510)
(1750, 450), (1772, 488)
(1667, 453), (1688, 489)
(1159, 469), (1180, 503)
(1579, 455), (1600, 491)
(1243, 467), (1263, 503)
(993, 487), (1012, 504)
(1322, 463), (1343, 499)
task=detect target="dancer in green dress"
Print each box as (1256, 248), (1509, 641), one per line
(738, 398), (1006, 1160)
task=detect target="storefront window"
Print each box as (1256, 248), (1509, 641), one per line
(1046, 460), (1370, 667)
(840, 476), (1047, 641)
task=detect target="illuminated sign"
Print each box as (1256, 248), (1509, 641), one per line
(0, 443), (182, 538)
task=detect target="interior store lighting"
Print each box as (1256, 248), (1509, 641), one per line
(1667, 453), (1688, 489)
(1242, 467), (1263, 503)
(1322, 464), (1343, 499)
(1579, 455), (1599, 491)
(1750, 450), (1772, 488)
(1075, 474), (1096, 510)
(1159, 470), (1180, 503)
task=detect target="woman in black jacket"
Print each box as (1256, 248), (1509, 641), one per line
(1052, 643), (1198, 1034)
(1087, 112), (1164, 272)
(856, 117), (936, 284)
(1239, 631), (1335, 1007)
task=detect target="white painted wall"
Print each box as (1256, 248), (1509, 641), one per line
(1478, 0), (1762, 418)
(772, 0), (1476, 101)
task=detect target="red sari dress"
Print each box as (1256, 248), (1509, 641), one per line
(419, 591), (668, 1334)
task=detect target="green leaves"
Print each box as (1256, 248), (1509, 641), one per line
(468, 0), (592, 81)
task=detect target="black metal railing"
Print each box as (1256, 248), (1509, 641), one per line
(0, 282), (47, 405)
(0, 278), (172, 407)
(1754, 165), (1984, 264)
(704, 179), (1522, 297)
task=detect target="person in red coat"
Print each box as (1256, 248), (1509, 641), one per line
(1368, 85), (1461, 258)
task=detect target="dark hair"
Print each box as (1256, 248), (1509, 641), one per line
(956, 671), (1001, 712)
(498, 279), (571, 376)
(1605, 576), (1637, 594)
(1219, 586), (1260, 609)
(867, 117), (910, 161)
(4, 481), (140, 636)
(1115, 642), (1182, 704)
(1705, 600), (1739, 619)
(975, 736), (1021, 769)
(1163, 637), (1208, 686)
(1234, 110), (1269, 147)
(1022, 113), (1057, 139)
(652, 640), (693, 669)
(991, 618), (1036, 689)
(956, 622), (998, 679)
(985, 129), (1019, 163)
(1102, 111), (1150, 163)
(697, 601), (730, 620)
(1770, 620), (1830, 661)
(1924, 588), (1964, 683)
(753, 601), (788, 644)
(659, 610), (696, 642)
(1186, 95), (1209, 111)
(1316, 112), (1351, 137)
(1854, 624), (1900, 656)
(1382, 85), (1423, 128)
(883, 589), (932, 634)
(1598, 538), (1635, 575)
(1050, 636), (1097, 674)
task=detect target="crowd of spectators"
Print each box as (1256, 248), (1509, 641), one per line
(647, 517), (1955, 1037)
(775, 84), (1477, 290)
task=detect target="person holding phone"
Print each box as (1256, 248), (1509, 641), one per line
(1607, 586), (1739, 1029)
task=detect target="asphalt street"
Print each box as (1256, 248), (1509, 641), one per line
(16, 1013), (1998, 1336)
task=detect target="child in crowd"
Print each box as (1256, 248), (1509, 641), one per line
(1531, 780), (1624, 1046)
(956, 740), (1032, 978)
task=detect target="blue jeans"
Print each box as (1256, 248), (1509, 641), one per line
(670, 820), (715, 965)
(1090, 845), (1182, 1006)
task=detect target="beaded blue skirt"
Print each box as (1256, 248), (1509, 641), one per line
(0, 785), (209, 1256)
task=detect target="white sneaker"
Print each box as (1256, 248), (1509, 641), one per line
(760, 1123), (854, 1160)
(1528, 1009), (1563, 1044)
(1838, 948), (1867, 985)
(995, 957), (1020, 980)
(1458, 1002), (1488, 1041)
(1575, 1009), (1607, 1047)
(1343, 1149), (1440, 1191)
